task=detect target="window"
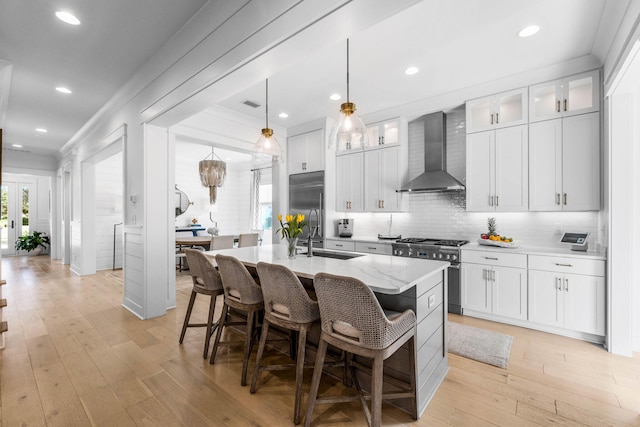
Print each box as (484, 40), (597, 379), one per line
(258, 184), (272, 230)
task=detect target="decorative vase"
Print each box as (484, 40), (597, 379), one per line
(286, 237), (298, 259)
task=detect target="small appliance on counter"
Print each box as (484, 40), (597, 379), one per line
(560, 232), (589, 251)
(337, 218), (353, 237)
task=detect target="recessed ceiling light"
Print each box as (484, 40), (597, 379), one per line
(12, 144), (23, 148)
(56, 11), (80, 26)
(35, 128), (48, 133)
(329, 93), (341, 101)
(278, 112), (289, 118)
(56, 87), (72, 94)
(404, 66), (419, 76)
(518, 25), (540, 38)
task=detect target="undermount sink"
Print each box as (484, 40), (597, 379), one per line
(309, 250), (364, 260)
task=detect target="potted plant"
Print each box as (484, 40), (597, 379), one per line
(15, 231), (50, 255)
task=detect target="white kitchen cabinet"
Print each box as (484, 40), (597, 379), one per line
(529, 70), (600, 122)
(466, 125), (528, 212)
(461, 251), (528, 321)
(354, 241), (392, 255)
(528, 255), (605, 336)
(325, 239), (356, 251)
(287, 129), (324, 174)
(366, 118), (400, 147)
(364, 146), (402, 212)
(336, 152), (363, 212)
(466, 88), (528, 133)
(529, 112), (600, 211)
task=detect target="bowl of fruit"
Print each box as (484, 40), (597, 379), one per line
(477, 218), (518, 248)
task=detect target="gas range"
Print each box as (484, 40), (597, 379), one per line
(392, 237), (468, 315)
(392, 237), (468, 261)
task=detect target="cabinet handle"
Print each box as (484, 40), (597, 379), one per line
(556, 193), (561, 205)
(564, 278), (569, 292)
(563, 193), (567, 205)
(564, 99), (568, 112)
(490, 113), (494, 125)
(302, 162), (307, 170)
(484, 256), (499, 260)
(381, 136), (385, 145)
(489, 195), (494, 206)
(556, 277), (562, 290)
(495, 195), (499, 207)
(557, 100), (561, 112)
(381, 200), (384, 209)
(367, 246), (377, 250)
(496, 113), (499, 124)
(335, 244), (343, 247)
(555, 263), (573, 267)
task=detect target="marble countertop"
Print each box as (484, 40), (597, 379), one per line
(204, 244), (449, 295)
(462, 242), (607, 261)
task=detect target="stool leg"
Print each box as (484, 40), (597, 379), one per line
(250, 320), (270, 393)
(293, 325), (307, 425)
(210, 302), (228, 365)
(202, 293), (217, 358)
(179, 290), (197, 344)
(371, 355), (384, 427)
(304, 337), (328, 427)
(408, 336), (418, 420)
(241, 308), (256, 386)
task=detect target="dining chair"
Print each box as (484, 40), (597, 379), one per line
(210, 235), (235, 250)
(179, 249), (224, 358)
(210, 254), (264, 386)
(238, 233), (259, 247)
(251, 262), (320, 424)
(305, 272), (418, 427)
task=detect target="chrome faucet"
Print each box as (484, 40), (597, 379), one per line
(307, 208), (320, 257)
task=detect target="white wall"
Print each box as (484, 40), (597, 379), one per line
(95, 152), (123, 270)
(174, 141), (252, 235)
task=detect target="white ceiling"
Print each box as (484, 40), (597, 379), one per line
(0, 0), (208, 156)
(0, 0), (628, 157)
(215, 0), (620, 130)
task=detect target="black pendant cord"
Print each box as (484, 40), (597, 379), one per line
(346, 39), (350, 104)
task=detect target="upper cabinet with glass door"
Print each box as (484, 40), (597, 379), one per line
(466, 88), (528, 133)
(529, 69), (600, 122)
(365, 118), (400, 148)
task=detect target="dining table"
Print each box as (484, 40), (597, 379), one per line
(175, 236), (212, 250)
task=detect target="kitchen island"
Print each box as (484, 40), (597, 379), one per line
(204, 244), (450, 417)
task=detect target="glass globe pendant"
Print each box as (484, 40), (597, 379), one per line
(252, 79), (284, 166)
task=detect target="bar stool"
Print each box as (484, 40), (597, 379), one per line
(211, 235), (235, 250)
(238, 233), (260, 247)
(251, 262), (320, 424)
(210, 254), (264, 386)
(305, 272), (417, 427)
(179, 249), (224, 358)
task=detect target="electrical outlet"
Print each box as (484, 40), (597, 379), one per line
(428, 294), (436, 308)
(132, 215), (136, 225)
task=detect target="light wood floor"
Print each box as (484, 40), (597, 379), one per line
(0, 256), (638, 426)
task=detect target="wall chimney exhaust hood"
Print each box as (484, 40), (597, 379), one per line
(397, 111), (465, 193)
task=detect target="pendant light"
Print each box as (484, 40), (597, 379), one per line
(252, 79), (284, 166)
(329, 39), (368, 151)
(199, 147), (227, 204)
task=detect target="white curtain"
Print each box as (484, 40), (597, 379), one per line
(250, 169), (261, 230)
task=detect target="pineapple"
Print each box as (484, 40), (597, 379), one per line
(487, 217), (497, 237)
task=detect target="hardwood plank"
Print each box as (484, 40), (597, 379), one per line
(1, 386), (47, 426)
(60, 350), (110, 395)
(556, 400), (639, 427)
(79, 385), (136, 426)
(25, 334), (60, 369)
(126, 397), (183, 427)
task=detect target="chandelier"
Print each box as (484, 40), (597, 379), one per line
(199, 147), (226, 204)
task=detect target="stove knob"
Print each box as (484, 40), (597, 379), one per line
(432, 253), (437, 259)
(451, 254), (458, 261)
(445, 254), (451, 260)
(438, 254), (443, 259)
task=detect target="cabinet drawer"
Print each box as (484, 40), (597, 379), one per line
(462, 250), (527, 269)
(528, 255), (604, 276)
(325, 239), (355, 251)
(355, 242), (392, 255)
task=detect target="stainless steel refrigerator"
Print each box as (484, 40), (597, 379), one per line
(288, 171), (324, 248)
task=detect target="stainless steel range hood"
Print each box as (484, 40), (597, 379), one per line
(397, 111), (465, 193)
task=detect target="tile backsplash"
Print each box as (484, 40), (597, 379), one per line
(342, 105), (601, 250)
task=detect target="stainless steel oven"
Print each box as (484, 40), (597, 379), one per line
(392, 238), (467, 315)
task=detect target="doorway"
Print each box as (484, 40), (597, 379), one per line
(1, 180), (34, 256)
